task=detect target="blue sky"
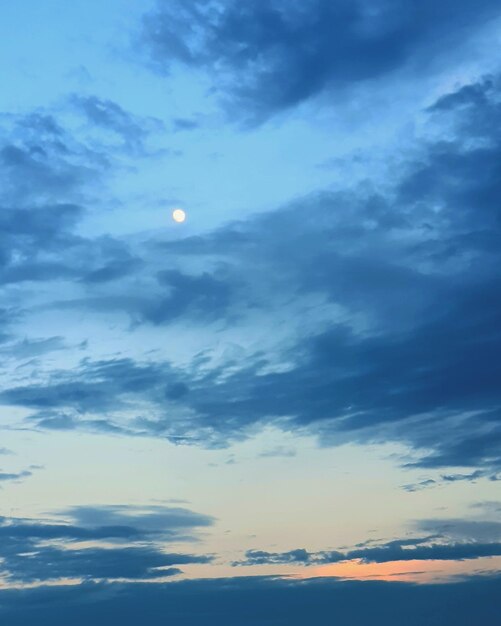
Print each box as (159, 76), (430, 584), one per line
(0, 1), (500, 623)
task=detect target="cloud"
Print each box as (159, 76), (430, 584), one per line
(0, 469), (34, 483)
(143, 269), (234, 324)
(140, 0), (501, 124)
(401, 478), (438, 492)
(172, 117), (200, 131)
(471, 501), (501, 515)
(258, 446), (296, 458)
(0, 144), (94, 205)
(235, 535), (501, 566)
(236, 548), (313, 565)
(0, 109), (143, 293)
(402, 470), (500, 492)
(0, 337), (66, 359)
(0, 203), (140, 289)
(0, 108), (108, 206)
(69, 95), (164, 154)
(0, 504), (215, 584)
(60, 504), (215, 537)
(1, 543), (186, 583)
(0, 575), (499, 625)
(416, 518), (501, 543)
(0, 357), (175, 417)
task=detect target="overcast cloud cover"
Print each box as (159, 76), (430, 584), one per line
(0, 0), (500, 623)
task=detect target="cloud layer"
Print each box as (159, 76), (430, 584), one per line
(141, 0), (501, 123)
(0, 575), (499, 625)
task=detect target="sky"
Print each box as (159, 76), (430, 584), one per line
(0, 1), (500, 623)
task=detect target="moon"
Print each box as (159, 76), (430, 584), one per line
(172, 208), (186, 223)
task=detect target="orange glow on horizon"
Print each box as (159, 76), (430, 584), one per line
(294, 556), (501, 584)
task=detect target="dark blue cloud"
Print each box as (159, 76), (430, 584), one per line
(0, 111), (143, 292)
(146, 270), (233, 324)
(79, 238), (143, 285)
(0, 144), (94, 202)
(0, 505), (215, 583)
(235, 536), (501, 566)
(51, 265), (236, 325)
(0, 357), (175, 416)
(0, 575), (499, 625)
(61, 504), (215, 536)
(141, 0), (501, 123)
(1, 543), (186, 583)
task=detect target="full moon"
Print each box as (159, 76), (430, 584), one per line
(172, 208), (186, 223)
